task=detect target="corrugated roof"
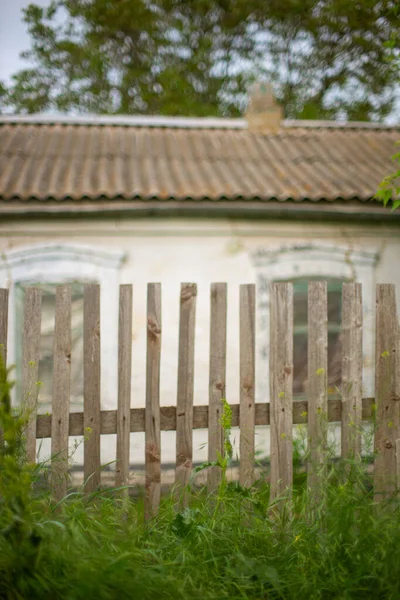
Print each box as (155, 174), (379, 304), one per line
(0, 116), (399, 203)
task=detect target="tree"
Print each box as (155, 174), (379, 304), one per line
(1, 0), (399, 119)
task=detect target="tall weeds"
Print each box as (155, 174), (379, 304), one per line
(1, 369), (400, 599)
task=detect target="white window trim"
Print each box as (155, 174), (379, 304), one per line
(0, 243), (126, 409)
(252, 243), (379, 402)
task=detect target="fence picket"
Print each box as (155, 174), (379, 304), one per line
(239, 284), (256, 487)
(270, 283), (293, 501)
(51, 285), (72, 500)
(396, 439), (400, 491)
(0, 288), (9, 448)
(22, 288), (42, 463)
(83, 284), (101, 493)
(175, 283), (197, 502)
(145, 283), (162, 519)
(374, 284), (400, 500)
(0, 288), (8, 365)
(116, 285), (133, 492)
(208, 283), (227, 491)
(307, 282), (328, 493)
(341, 283), (363, 460)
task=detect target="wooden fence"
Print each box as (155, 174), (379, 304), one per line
(0, 282), (399, 518)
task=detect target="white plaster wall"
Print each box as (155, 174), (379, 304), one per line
(0, 217), (399, 469)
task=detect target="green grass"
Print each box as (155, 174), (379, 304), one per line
(1, 471), (400, 600)
(2, 362), (400, 599)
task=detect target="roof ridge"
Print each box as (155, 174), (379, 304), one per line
(0, 113), (399, 130)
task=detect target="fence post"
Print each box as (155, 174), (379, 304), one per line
(83, 284), (101, 493)
(145, 283), (162, 519)
(51, 285), (72, 501)
(341, 283), (363, 461)
(307, 282), (328, 495)
(116, 284), (133, 494)
(175, 283), (197, 504)
(374, 284), (400, 500)
(22, 288), (42, 463)
(239, 284), (256, 488)
(208, 283), (227, 492)
(270, 282), (293, 502)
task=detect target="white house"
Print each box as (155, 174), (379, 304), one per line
(1, 86), (399, 475)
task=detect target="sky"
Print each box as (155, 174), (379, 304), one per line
(0, 0), (49, 85)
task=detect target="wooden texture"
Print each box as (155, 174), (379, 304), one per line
(22, 287), (42, 463)
(208, 283), (227, 491)
(307, 282), (328, 492)
(374, 285), (400, 500)
(116, 285), (133, 491)
(0, 288), (9, 448)
(36, 397), (376, 439)
(51, 286), (72, 501)
(175, 283), (197, 500)
(83, 284), (101, 493)
(239, 284), (256, 487)
(396, 439), (400, 491)
(0, 288), (8, 365)
(145, 283), (162, 519)
(269, 283), (293, 501)
(341, 283), (363, 460)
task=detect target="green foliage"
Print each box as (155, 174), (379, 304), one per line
(193, 397), (232, 488)
(1, 0), (399, 119)
(375, 148), (400, 210)
(1, 365), (400, 598)
(0, 355), (46, 596)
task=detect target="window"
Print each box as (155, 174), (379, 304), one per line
(252, 243), (378, 402)
(291, 278), (343, 398)
(15, 282), (85, 411)
(0, 243), (126, 410)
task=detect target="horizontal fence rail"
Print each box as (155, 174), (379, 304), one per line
(0, 281), (399, 518)
(34, 397), (377, 437)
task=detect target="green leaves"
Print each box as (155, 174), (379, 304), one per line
(375, 147), (400, 211)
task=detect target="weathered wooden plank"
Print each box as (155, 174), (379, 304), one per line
(22, 287), (42, 463)
(269, 282), (293, 501)
(208, 283), (227, 491)
(0, 288), (9, 448)
(83, 284), (101, 493)
(0, 288), (8, 365)
(374, 284), (400, 500)
(239, 284), (256, 487)
(145, 283), (162, 519)
(341, 283), (363, 460)
(396, 438), (400, 491)
(175, 283), (197, 500)
(51, 285), (72, 501)
(307, 282), (328, 493)
(116, 285), (133, 492)
(35, 398), (376, 439)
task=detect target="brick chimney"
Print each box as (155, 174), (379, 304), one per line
(246, 82), (283, 133)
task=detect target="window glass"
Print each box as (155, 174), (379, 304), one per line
(291, 279), (343, 398)
(15, 283), (85, 412)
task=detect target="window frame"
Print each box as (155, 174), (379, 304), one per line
(14, 280), (87, 411)
(252, 243), (379, 403)
(0, 243), (126, 409)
